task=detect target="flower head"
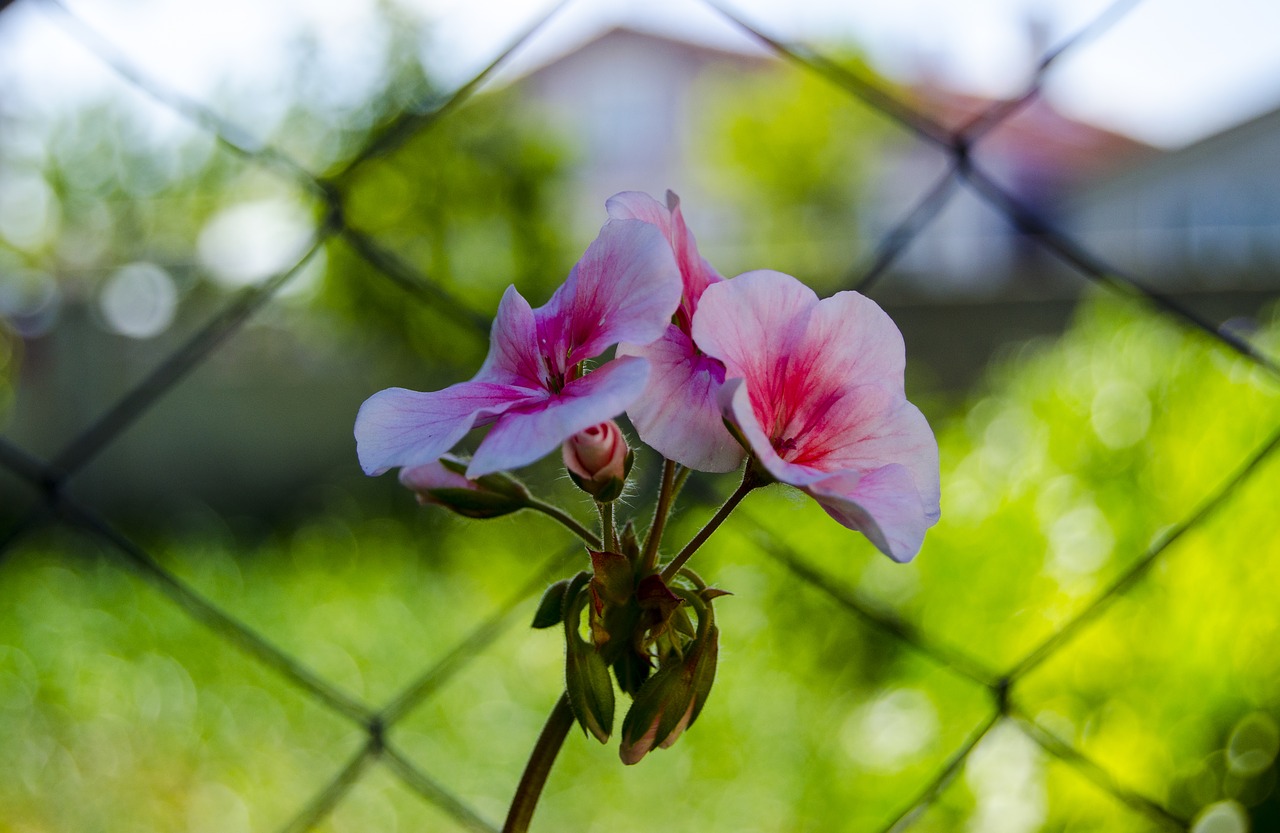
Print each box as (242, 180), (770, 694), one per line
(693, 270), (940, 561)
(608, 191), (744, 473)
(355, 219), (681, 479)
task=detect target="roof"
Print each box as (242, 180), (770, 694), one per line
(910, 84), (1159, 189)
(511, 24), (772, 86)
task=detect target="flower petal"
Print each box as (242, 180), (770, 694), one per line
(799, 288), (906, 392)
(692, 270), (819, 415)
(476, 284), (544, 388)
(607, 190), (721, 321)
(543, 219), (681, 366)
(805, 465), (932, 562)
(467, 355), (651, 478)
(719, 377), (826, 487)
(618, 326), (743, 473)
(399, 459), (474, 493)
(355, 382), (532, 476)
(802, 389), (941, 524)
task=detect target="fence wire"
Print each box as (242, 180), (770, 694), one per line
(1, 0), (1278, 830)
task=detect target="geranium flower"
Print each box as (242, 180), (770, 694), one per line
(355, 219), (681, 479)
(692, 270), (940, 561)
(608, 191), (744, 473)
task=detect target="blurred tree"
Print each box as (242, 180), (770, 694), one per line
(0, 3), (569, 379)
(305, 6), (570, 373)
(692, 51), (894, 288)
(323, 83), (567, 374)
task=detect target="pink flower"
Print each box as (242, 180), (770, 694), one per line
(692, 271), (940, 562)
(355, 220), (681, 479)
(608, 191), (744, 473)
(562, 420), (628, 484)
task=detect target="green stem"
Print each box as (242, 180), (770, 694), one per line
(597, 500), (616, 553)
(527, 500), (602, 550)
(659, 468), (759, 583)
(670, 465), (692, 504)
(502, 692), (575, 833)
(641, 459), (678, 573)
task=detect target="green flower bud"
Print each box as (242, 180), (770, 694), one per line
(619, 625), (718, 764)
(563, 573), (615, 743)
(531, 578), (573, 629)
(619, 592), (719, 765)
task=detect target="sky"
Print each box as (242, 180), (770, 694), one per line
(2, 0), (1280, 149)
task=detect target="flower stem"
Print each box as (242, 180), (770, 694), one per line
(659, 467), (760, 583)
(670, 464), (692, 504)
(527, 499), (602, 550)
(597, 500), (616, 552)
(641, 459), (679, 573)
(503, 692), (575, 833)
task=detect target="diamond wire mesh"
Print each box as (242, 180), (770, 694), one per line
(0, 0), (1277, 830)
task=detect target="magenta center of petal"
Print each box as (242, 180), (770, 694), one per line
(761, 371), (845, 470)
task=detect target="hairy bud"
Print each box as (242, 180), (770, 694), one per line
(563, 420), (632, 502)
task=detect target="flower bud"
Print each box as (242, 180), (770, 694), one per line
(562, 572), (615, 743)
(563, 420), (632, 502)
(618, 622), (718, 765)
(399, 455), (529, 518)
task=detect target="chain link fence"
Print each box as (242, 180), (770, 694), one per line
(1, 0), (1277, 830)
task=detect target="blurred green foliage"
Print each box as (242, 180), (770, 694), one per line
(3, 293), (1277, 832)
(323, 89), (568, 373)
(692, 54), (892, 286)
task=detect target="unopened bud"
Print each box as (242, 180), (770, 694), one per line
(563, 420), (632, 502)
(618, 622), (718, 765)
(563, 572), (615, 743)
(399, 455), (529, 518)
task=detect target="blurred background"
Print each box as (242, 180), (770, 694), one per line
(2, 0), (1279, 831)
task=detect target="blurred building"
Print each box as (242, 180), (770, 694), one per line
(510, 25), (1156, 299)
(1066, 103), (1280, 290)
(513, 25), (771, 235)
(872, 86), (1153, 297)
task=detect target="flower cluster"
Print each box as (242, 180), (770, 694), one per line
(354, 191), (939, 818)
(357, 191), (938, 561)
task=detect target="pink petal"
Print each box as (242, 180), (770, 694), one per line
(693, 272), (904, 416)
(542, 219), (681, 366)
(398, 459), (475, 493)
(618, 326), (744, 473)
(797, 288), (905, 393)
(355, 382), (532, 476)
(476, 285), (544, 388)
(467, 355), (651, 478)
(606, 191), (721, 322)
(605, 191), (672, 235)
(692, 270), (820, 418)
(805, 465), (932, 562)
(719, 378), (827, 487)
(796, 388), (941, 523)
